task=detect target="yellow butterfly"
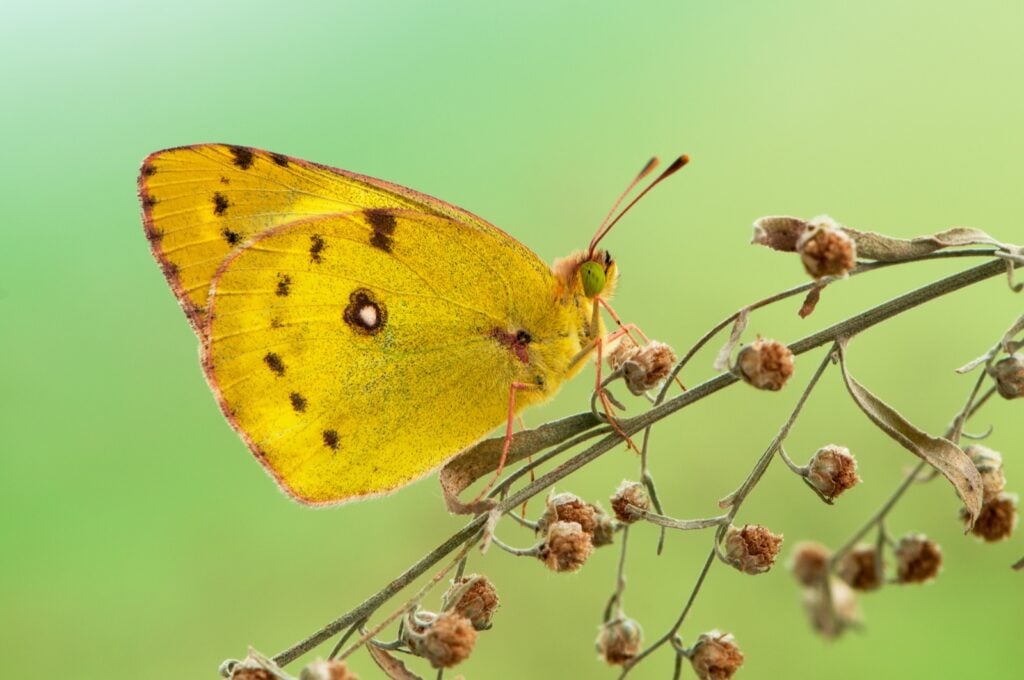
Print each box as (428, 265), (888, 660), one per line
(138, 144), (685, 505)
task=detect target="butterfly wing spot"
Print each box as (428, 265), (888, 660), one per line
(275, 274), (292, 297)
(212, 192), (230, 216)
(322, 429), (340, 450)
(145, 224), (163, 243)
(366, 208), (397, 252)
(141, 163), (157, 177)
(270, 152), (289, 167)
(263, 352), (286, 376)
(143, 194), (158, 208)
(229, 145), (255, 170)
(289, 392), (307, 412)
(221, 228), (241, 245)
(344, 288), (387, 335)
(490, 328), (531, 364)
(270, 317), (283, 328)
(219, 176), (230, 185)
(310, 234), (326, 263)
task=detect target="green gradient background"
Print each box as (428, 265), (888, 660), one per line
(2, 2), (1022, 678)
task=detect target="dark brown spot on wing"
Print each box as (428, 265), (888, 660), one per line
(323, 429), (340, 450)
(366, 208), (397, 252)
(229, 145), (255, 170)
(222, 228), (241, 245)
(220, 176), (230, 185)
(263, 352), (285, 376)
(270, 317), (283, 328)
(270, 152), (289, 167)
(343, 288), (387, 335)
(145, 225), (164, 242)
(289, 392), (307, 412)
(310, 234), (326, 263)
(142, 163), (157, 177)
(276, 274), (291, 297)
(143, 194), (158, 208)
(213, 192), (230, 216)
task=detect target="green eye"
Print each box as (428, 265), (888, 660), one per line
(580, 261), (606, 297)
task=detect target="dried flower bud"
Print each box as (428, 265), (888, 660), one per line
(690, 631), (745, 680)
(299, 659), (359, 680)
(966, 444), (1007, 503)
(796, 215), (857, 279)
(540, 520), (593, 572)
(596, 617), (643, 665)
(735, 337), (794, 391)
(990, 353), (1024, 399)
(806, 445), (860, 501)
(963, 492), (1019, 542)
(751, 216), (806, 252)
(404, 610), (477, 669)
(836, 545), (883, 591)
(723, 524), (783, 574)
(231, 670), (273, 680)
(789, 541), (831, 587)
(538, 492), (598, 535)
(894, 534), (942, 584)
(802, 578), (862, 639)
(590, 503), (616, 547)
(607, 335), (640, 370)
(442, 574), (500, 631)
(610, 480), (650, 523)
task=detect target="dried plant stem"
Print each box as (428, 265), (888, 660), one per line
(267, 256), (1011, 670)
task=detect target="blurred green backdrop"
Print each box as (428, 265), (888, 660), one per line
(1, 1), (1021, 678)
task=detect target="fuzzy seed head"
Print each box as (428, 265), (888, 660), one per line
(836, 545), (883, 591)
(966, 444), (1007, 503)
(806, 445), (860, 501)
(538, 492), (598, 535)
(406, 610), (477, 669)
(990, 353), (1024, 399)
(610, 480), (651, 523)
(609, 338), (677, 395)
(231, 671), (273, 680)
(964, 492), (1018, 542)
(299, 659), (359, 680)
(895, 534), (942, 584)
(442, 574), (500, 631)
(789, 541), (831, 587)
(690, 631), (745, 680)
(590, 503), (616, 547)
(796, 215), (857, 279)
(596, 617), (643, 665)
(540, 520), (593, 572)
(803, 578), (862, 639)
(735, 338), (794, 391)
(723, 524), (783, 575)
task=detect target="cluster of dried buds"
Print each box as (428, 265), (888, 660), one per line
(536, 491), (617, 573)
(393, 574), (501, 670)
(607, 336), (678, 395)
(751, 214), (858, 280)
(961, 445), (1018, 542)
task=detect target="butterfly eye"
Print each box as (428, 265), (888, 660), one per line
(580, 260), (606, 298)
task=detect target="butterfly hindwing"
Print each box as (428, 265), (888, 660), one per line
(204, 209), (556, 504)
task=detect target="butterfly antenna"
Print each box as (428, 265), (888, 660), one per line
(588, 156), (661, 257)
(588, 154), (690, 255)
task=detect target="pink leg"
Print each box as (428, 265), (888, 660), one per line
(471, 381), (532, 503)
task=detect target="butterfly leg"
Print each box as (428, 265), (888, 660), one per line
(592, 325), (645, 452)
(470, 381), (536, 504)
(597, 296), (686, 392)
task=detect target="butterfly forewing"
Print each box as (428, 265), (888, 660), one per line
(204, 209), (555, 504)
(139, 144), (521, 335)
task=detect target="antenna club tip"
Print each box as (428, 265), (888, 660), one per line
(680, 154), (691, 165)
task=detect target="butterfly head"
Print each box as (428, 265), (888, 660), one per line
(553, 249), (618, 300)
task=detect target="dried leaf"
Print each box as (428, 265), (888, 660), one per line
(439, 413), (600, 514)
(1001, 314), (1024, 354)
(713, 307), (750, 371)
(843, 226), (1004, 261)
(836, 338), (983, 526)
(799, 284), (824, 318)
(751, 216), (805, 252)
(956, 352), (993, 374)
(367, 643), (424, 680)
